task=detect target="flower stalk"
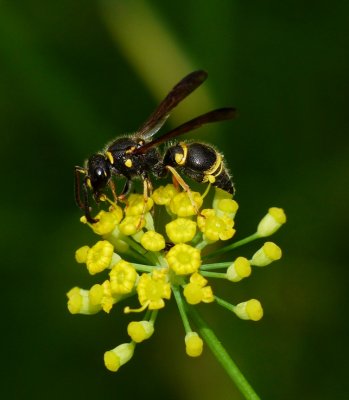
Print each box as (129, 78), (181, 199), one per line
(187, 305), (261, 400)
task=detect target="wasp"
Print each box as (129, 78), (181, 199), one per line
(75, 70), (236, 223)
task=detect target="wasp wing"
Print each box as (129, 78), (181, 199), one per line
(134, 107), (236, 154)
(136, 70), (208, 140)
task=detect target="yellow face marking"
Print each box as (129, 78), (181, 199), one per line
(86, 178), (92, 189)
(125, 158), (133, 168)
(106, 151), (114, 164)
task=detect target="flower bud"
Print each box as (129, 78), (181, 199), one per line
(127, 321), (154, 343)
(185, 332), (203, 357)
(104, 342), (135, 372)
(67, 287), (101, 315)
(226, 257), (251, 282)
(251, 242), (282, 267)
(234, 299), (263, 321)
(257, 207), (286, 237)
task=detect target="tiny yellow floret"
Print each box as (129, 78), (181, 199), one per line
(215, 198), (239, 218)
(86, 240), (114, 275)
(119, 216), (145, 235)
(125, 193), (153, 216)
(169, 191), (203, 217)
(140, 230), (165, 252)
(75, 246), (89, 263)
(197, 209), (235, 242)
(165, 218), (197, 243)
(183, 273), (214, 304)
(234, 299), (263, 321)
(67, 287), (101, 315)
(89, 280), (120, 313)
(88, 284), (104, 305)
(90, 207), (123, 235)
(257, 207), (286, 237)
(109, 260), (138, 294)
(166, 244), (201, 275)
(152, 184), (178, 205)
(127, 321), (154, 343)
(135, 269), (171, 310)
(251, 242), (282, 267)
(213, 188), (239, 219)
(185, 332), (204, 357)
(226, 257), (252, 282)
(104, 342), (135, 372)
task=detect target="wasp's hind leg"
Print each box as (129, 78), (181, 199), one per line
(166, 165), (203, 215)
(107, 179), (119, 204)
(135, 174), (153, 229)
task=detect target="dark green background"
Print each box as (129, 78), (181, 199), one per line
(1, 1), (348, 399)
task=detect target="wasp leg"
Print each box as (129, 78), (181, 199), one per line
(108, 179), (118, 203)
(136, 175), (153, 229)
(75, 166), (99, 223)
(117, 179), (133, 206)
(74, 166), (87, 210)
(166, 165), (202, 215)
(82, 178), (99, 223)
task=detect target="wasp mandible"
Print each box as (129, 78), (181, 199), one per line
(75, 71), (236, 223)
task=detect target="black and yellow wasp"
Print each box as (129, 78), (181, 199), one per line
(75, 70), (236, 223)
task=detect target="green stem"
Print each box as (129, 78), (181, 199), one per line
(215, 295), (235, 312)
(133, 263), (155, 273)
(200, 262), (231, 271)
(187, 306), (261, 400)
(105, 234), (150, 264)
(200, 271), (227, 279)
(121, 236), (156, 264)
(172, 285), (191, 334)
(195, 240), (209, 250)
(150, 310), (158, 324)
(191, 231), (203, 246)
(203, 233), (260, 260)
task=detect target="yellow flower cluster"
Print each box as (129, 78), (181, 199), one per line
(68, 184), (286, 372)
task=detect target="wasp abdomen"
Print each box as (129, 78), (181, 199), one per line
(163, 142), (234, 195)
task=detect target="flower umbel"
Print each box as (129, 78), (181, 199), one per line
(68, 183), (286, 399)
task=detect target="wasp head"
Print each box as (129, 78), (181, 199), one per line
(86, 154), (111, 196)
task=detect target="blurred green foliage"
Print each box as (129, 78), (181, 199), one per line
(1, 1), (348, 399)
